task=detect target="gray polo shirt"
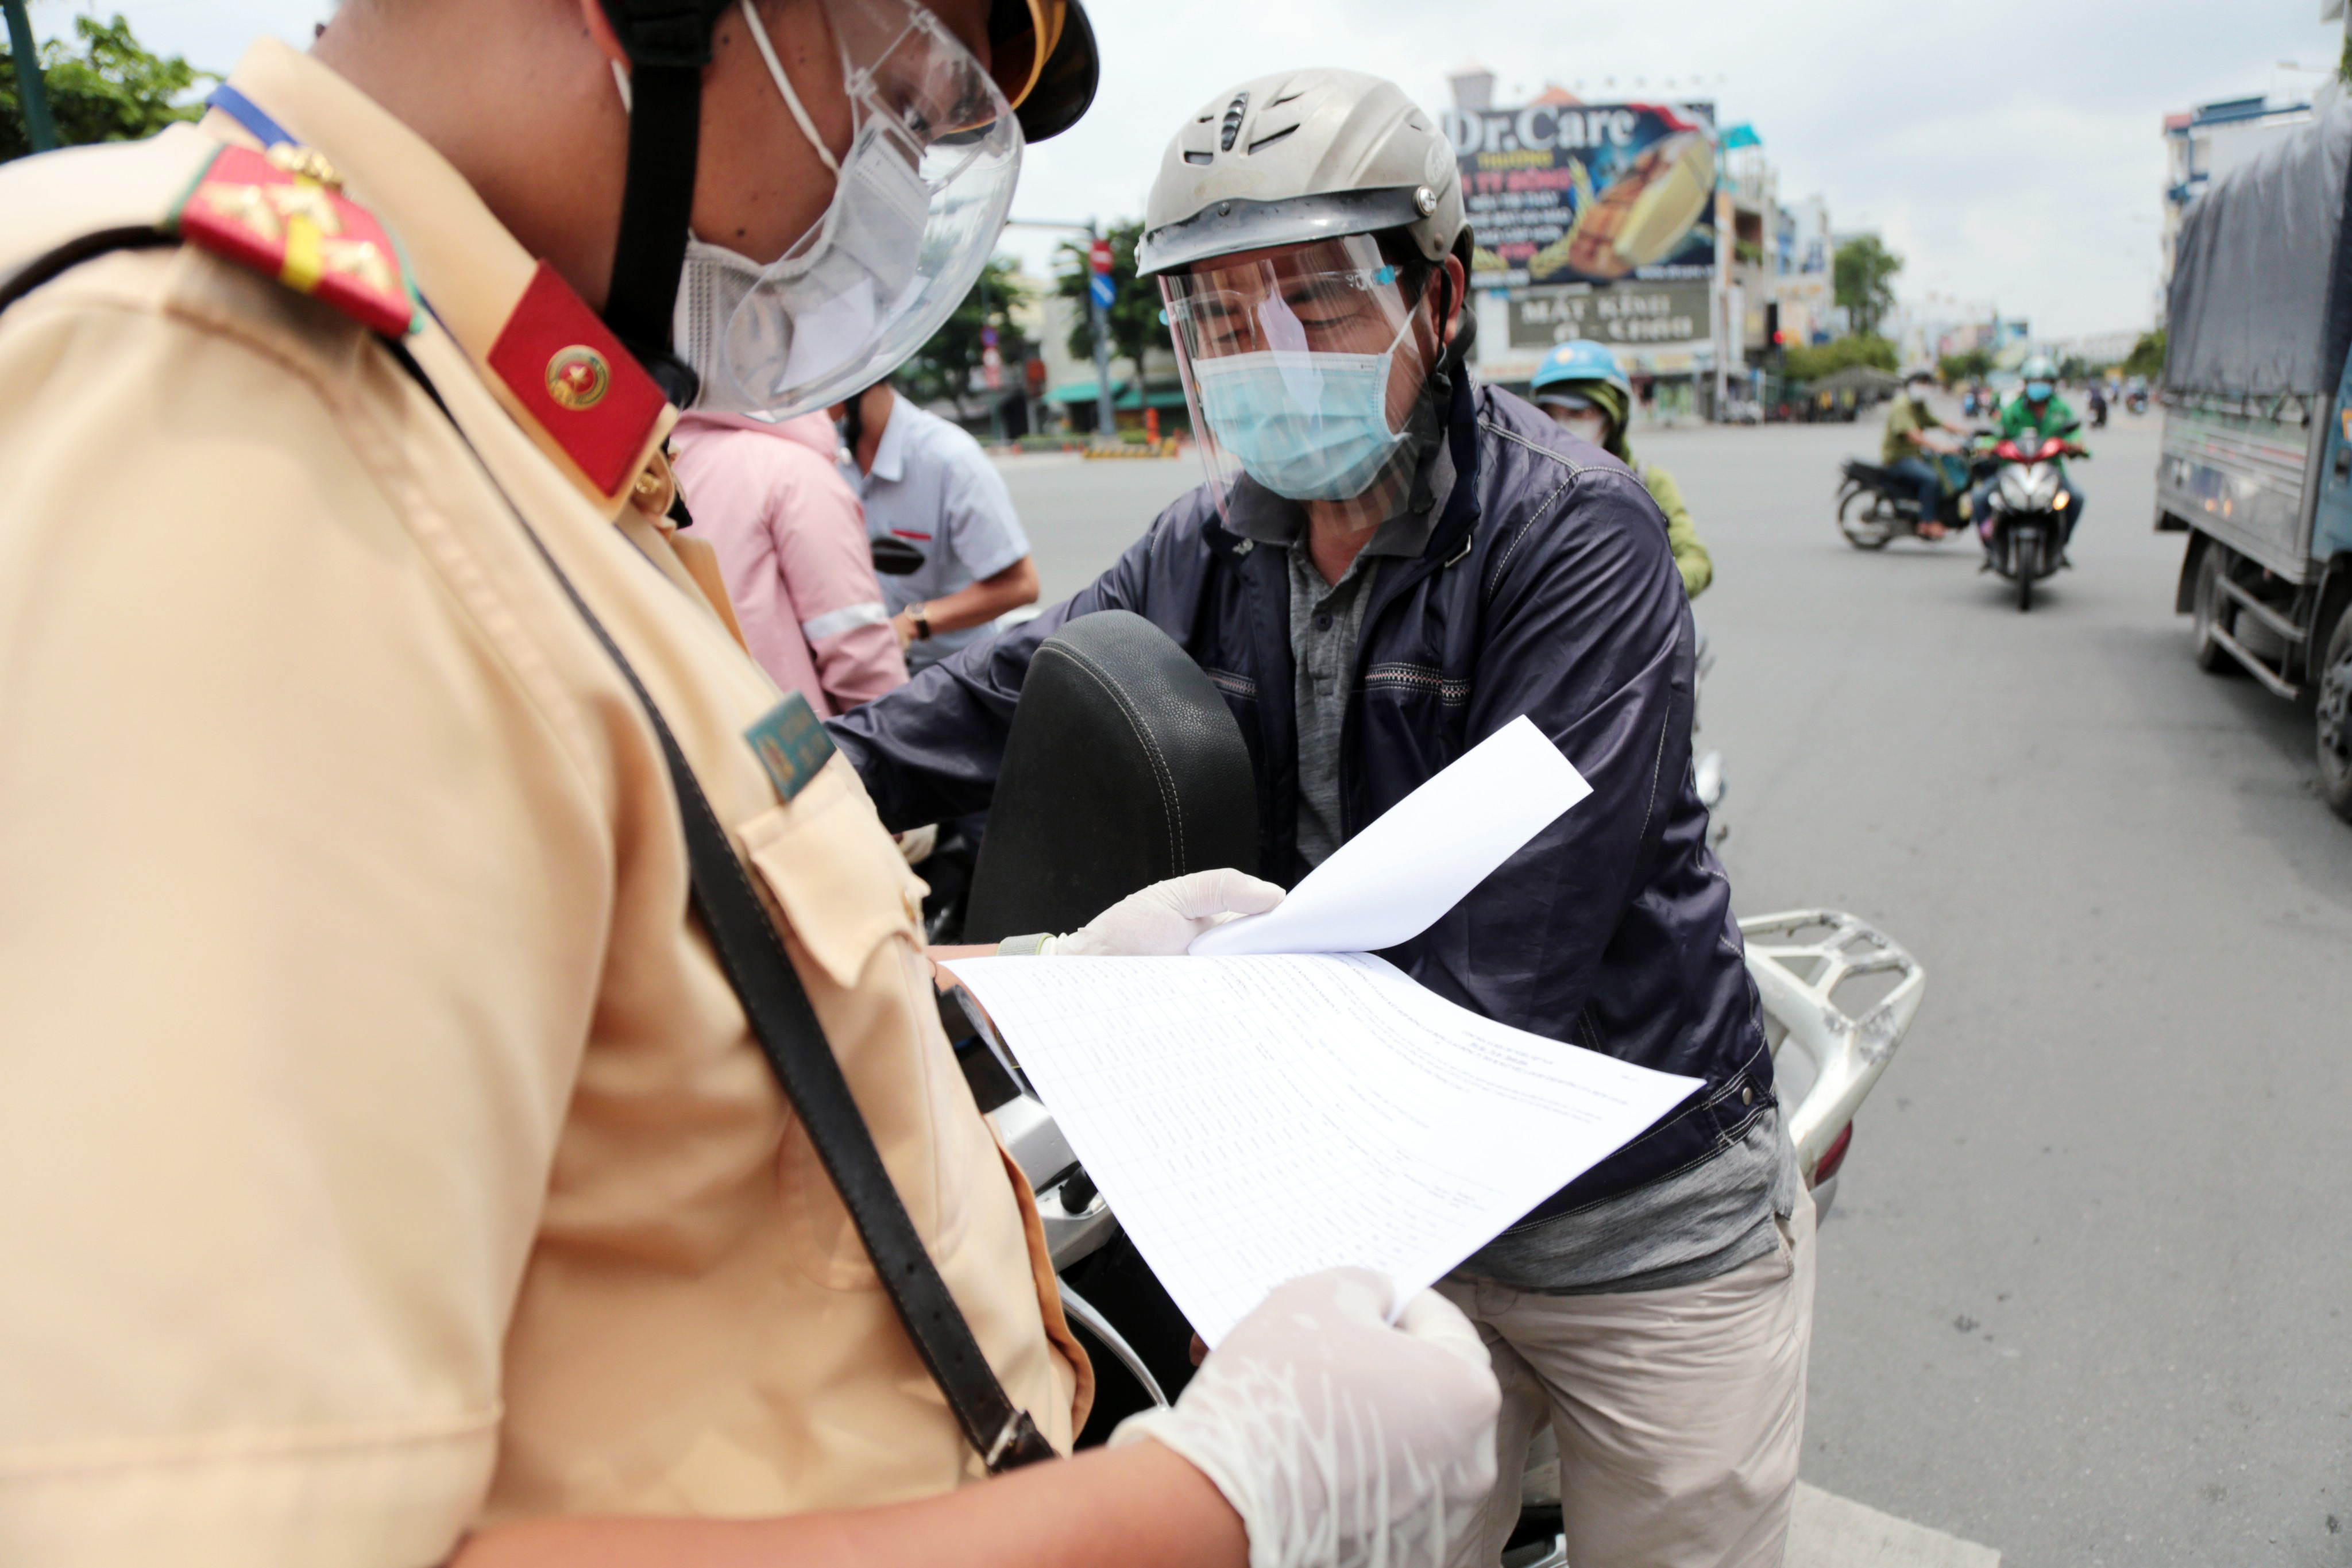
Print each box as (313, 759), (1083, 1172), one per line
(1229, 422), (1797, 1295)
(1223, 435), (1455, 869)
(843, 395), (1031, 671)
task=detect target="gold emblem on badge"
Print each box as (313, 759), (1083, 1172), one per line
(546, 345), (611, 410)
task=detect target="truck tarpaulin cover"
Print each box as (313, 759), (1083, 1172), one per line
(2165, 91), (2352, 397)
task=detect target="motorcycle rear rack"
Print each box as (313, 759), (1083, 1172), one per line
(1737, 910), (1926, 1183)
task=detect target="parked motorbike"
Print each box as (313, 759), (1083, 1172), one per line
(929, 611), (1930, 1494)
(1836, 439), (1995, 549)
(1977, 428), (2077, 612)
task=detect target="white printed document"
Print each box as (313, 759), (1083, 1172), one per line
(941, 952), (1701, 1347)
(1189, 715), (1592, 956)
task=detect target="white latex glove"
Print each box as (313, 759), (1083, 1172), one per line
(1049, 868), (1285, 957)
(1110, 1269), (1500, 1568)
(893, 823), (939, 864)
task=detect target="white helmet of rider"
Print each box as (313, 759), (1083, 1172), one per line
(1137, 68), (1468, 277)
(1137, 69), (1473, 528)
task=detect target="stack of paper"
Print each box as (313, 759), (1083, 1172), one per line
(942, 717), (1700, 1346)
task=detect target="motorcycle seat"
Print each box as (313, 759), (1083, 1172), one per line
(963, 609), (1260, 943)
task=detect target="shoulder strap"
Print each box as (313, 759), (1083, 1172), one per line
(382, 342), (1060, 1474)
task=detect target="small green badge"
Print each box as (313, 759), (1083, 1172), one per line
(744, 692), (837, 802)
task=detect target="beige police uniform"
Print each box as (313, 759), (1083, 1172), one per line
(0, 38), (1084, 1568)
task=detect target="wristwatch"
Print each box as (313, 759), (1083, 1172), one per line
(910, 603), (933, 640)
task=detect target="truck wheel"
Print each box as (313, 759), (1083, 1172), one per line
(2192, 543), (2239, 674)
(2317, 600), (2352, 824)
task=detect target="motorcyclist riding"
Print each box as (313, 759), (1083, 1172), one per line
(1530, 339), (1712, 597)
(1880, 369), (1964, 540)
(833, 65), (1813, 1568)
(1972, 353), (2089, 551)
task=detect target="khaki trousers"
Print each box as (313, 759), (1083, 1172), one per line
(1439, 1190), (1816, 1568)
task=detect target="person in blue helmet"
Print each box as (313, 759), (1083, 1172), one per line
(1530, 341), (1713, 597)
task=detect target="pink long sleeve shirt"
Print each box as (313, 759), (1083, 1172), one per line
(669, 412), (907, 715)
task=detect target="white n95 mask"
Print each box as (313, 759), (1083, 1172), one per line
(648, 0), (1021, 419)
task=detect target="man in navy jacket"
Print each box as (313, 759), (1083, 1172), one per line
(833, 67), (1814, 1568)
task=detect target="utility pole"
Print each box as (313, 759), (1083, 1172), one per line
(1004, 215), (1124, 444)
(1712, 181), (1732, 420)
(5, 0), (60, 153)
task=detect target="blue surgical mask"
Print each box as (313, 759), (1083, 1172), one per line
(2026, 381), (2053, 401)
(1189, 313), (1416, 501)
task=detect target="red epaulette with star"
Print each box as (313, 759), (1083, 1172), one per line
(169, 143), (420, 338)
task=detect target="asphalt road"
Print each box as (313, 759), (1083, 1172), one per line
(994, 410), (2352, 1568)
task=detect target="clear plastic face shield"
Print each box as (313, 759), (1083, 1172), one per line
(663, 0), (1024, 419)
(1161, 234), (1442, 531)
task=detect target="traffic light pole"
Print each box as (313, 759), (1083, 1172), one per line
(5, 0), (60, 153)
(1086, 220), (1118, 442)
(1005, 215), (1121, 442)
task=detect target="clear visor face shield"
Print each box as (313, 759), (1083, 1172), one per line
(666, 0), (1024, 420)
(1161, 234), (1440, 528)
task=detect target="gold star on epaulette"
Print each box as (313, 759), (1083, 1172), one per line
(265, 183), (344, 236)
(194, 181), (284, 246)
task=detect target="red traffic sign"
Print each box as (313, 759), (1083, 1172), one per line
(1090, 238), (1114, 275)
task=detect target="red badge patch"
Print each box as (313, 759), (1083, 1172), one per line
(172, 145), (418, 339)
(486, 261), (668, 497)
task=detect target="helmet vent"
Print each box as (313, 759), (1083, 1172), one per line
(1219, 92), (1249, 151)
(1248, 124), (1297, 155)
(1184, 150), (1214, 165)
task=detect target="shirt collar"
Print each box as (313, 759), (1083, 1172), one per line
(867, 393), (910, 484)
(207, 39), (673, 517)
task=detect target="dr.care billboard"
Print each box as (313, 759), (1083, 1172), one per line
(1445, 102), (1718, 289)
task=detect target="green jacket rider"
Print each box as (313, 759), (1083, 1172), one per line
(1527, 340), (1712, 597)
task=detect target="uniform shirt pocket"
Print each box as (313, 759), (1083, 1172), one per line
(737, 756), (924, 991)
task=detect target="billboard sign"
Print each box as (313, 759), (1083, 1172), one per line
(1445, 102), (1718, 289)
(1506, 281), (1712, 352)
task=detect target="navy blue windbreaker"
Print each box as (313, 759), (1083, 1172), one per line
(830, 380), (1769, 1214)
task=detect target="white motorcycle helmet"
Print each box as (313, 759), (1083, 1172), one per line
(1138, 69), (1475, 530)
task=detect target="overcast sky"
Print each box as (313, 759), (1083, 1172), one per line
(31, 0), (2346, 338)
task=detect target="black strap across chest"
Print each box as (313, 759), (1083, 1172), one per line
(384, 339), (1061, 1474)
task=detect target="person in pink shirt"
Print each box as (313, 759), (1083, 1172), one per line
(669, 411), (908, 715)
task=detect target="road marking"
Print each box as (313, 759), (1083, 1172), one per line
(1788, 1482), (2001, 1568)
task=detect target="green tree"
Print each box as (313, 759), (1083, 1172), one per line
(1054, 218), (1170, 384)
(2, 14), (213, 163)
(1782, 333), (1898, 382)
(1832, 234), (1903, 340)
(2121, 327), (2166, 381)
(896, 255), (1032, 418)
(1939, 346), (1995, 384)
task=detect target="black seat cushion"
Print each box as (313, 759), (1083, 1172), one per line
(963, 611), (1258, 943)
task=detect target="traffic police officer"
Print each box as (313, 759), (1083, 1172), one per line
(0, 3), (1497, 1566)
